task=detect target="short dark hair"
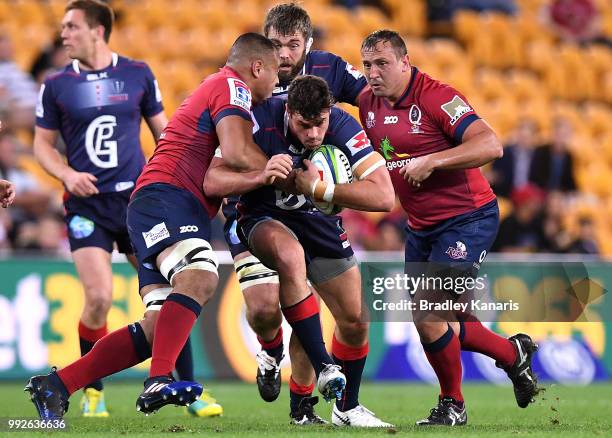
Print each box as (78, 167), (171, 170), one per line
(227, 32), (277, 65)
(66, 0), (114, 42)
(264, 3), (313, 41)
(287, 75), (334, 122)
(361, 29), (407, 59)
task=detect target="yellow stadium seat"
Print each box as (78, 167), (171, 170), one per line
(354, 6), (388, 37)
(391, 0), (426, 37)
(453, 10), (481, 45)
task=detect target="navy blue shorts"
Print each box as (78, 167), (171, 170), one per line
(404, 200), (499, 277)
(64, 190), (132, 254)
(238, 210), (353, 266)
(127, 183), (212, 288)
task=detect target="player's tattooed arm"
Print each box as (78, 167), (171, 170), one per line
(203, 154), (293, 197)
(34, 126), (99, 197)
(0, 179), (15, 208)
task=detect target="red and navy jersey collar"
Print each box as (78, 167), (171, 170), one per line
(393, 66), (419, 109)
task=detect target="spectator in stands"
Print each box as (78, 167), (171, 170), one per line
(490, 118), (538, 197)
(492, 184), (547, 252)
(541, 190), (574, 252)
(569, 216), (599, 254)
(546, 0), (612, 47)
(0, 177), (15, 208)
(0, 131), (53, 219)
(0, 29), (38, 130)
(528, 117), (577, 193)
(30, 35), (71, 84)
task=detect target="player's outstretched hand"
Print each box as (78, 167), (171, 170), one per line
(294, 159), (320, 196)
(262, 153), (293, 185)
(63, 170), (99, 197)
(0, 179), (15, 208)
(399, 155), (434, 187)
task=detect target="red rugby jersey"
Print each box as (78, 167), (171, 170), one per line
(359, 67), (495, 229)
(135, 67), (252, 218)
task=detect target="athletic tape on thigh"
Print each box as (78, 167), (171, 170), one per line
(234, 255), (279, 291)
(142, 287), (172, 312)
(159, 238), (219, 283)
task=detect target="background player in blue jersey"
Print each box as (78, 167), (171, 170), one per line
(206, 76), (395, 427)
(31, 0), (176, 417)
(220, 3), (369, 423)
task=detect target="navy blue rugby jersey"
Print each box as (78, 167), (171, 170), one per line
(36, 53), (164, 193)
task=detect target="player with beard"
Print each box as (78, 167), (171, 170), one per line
(220, 3), (368, 424)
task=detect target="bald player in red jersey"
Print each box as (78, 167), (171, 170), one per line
(359, 30), (539, 426)
(24, 33), (294, 420)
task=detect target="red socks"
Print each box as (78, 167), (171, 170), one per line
(58, 324), (147, 395)
(459, 315), (517, 368)
(149, 293), (201, 378)
(422, 326), (463, 402)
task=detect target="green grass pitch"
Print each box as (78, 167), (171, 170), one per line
(1, 381), (610, 437)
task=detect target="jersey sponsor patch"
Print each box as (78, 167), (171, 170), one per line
(142, 222), (170, 248)
(69, 215), (95, 239)
(228, 78), (252, 112)
(345, 130), (370, 155)
(441, 95), (473, 126)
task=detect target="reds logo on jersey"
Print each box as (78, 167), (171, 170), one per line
(345, 130), (370, 155)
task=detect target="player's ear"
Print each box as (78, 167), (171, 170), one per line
(252, 59), (264, 78)
(401, 54), (410, 72)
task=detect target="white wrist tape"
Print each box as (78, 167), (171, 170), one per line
(310, 179), (319, 198)
(322, 182), (335, 202)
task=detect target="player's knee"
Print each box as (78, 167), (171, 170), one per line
(336, 318), (368, 345)
(83, 292), (112, 316)
(172, 271), (218, 305)
(274, 244), (304, 279)
(247, 301), (282, 329)
(415, 321), (449, 343)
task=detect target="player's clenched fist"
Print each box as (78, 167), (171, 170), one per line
(261, 153), (293, 185)
(294, 159), (319, 195)
(0, 179), (15, 208)
(399, 155), (434, 187)
(62, 169), (99, 197)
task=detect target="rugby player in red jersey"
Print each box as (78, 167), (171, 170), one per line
(25, 33), (293, 420)
(359, 30), (539, 426)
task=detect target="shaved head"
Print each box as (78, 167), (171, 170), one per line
(227, 32), (278, 67)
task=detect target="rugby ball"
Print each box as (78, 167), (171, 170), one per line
(308, 144), (353, 215)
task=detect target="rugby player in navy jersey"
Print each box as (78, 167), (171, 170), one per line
(29, 0), (212, 418)
(220, 3), (369, 424)
(359, 30), (539, 425)
(25, 32), (295, 421)
(205, 76), (395, 427)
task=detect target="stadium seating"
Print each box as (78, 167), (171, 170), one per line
(4, 0), (612, 254)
